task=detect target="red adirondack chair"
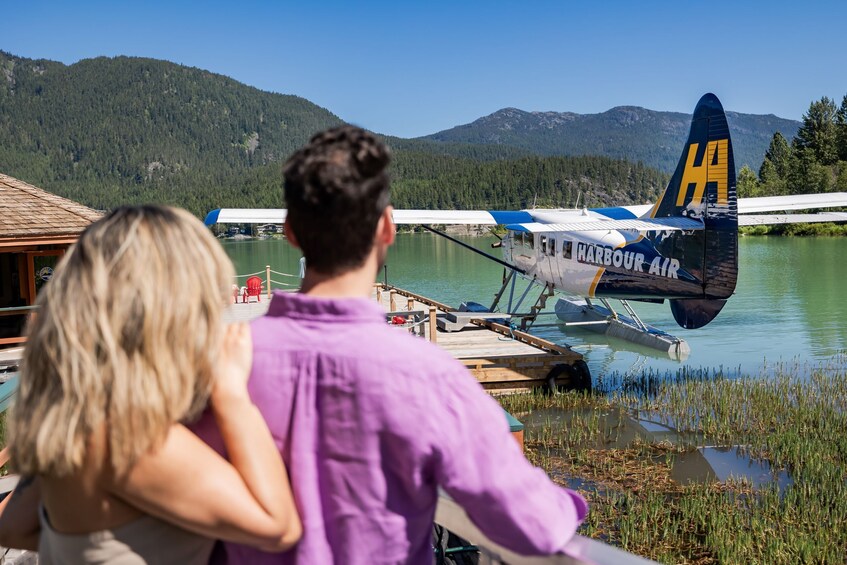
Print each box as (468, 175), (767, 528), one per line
(245, 276), (263, 303)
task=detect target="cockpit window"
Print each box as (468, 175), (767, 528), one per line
(562, 239), (573, 260)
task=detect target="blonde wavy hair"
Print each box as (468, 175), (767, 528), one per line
(9, 205), (235, 477)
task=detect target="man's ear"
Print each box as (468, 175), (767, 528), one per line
(284, 218), (301, 249)
(376, 206), (396, 246)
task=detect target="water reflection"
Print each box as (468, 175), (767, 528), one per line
(522, 406), (792, 492)
(223, 234), (847, 379)
(671, 446), (792, 491)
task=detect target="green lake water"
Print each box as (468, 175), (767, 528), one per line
(222, 234), (847, 380)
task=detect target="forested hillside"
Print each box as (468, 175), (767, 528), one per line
(0, 51), (682, 215)
(389, 151), (666, 209)
(0, 50), (346, 211)
(423, 106), (800, 173)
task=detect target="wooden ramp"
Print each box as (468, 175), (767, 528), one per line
(376, 284), (587, 393)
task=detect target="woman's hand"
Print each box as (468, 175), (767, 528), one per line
(211, 323), (253, 406)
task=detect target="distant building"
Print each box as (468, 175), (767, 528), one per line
(0, 173), (102, 347)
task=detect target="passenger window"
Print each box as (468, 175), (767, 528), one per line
(539, 235), (547, 252)
(549, 239), (556, 256)
(527, 234), (535, 249)
(562, 240), (573, 260)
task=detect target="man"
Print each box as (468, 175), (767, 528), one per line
(195, 126), (587, 564)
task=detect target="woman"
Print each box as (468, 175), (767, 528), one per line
(0, 205), (301, 562)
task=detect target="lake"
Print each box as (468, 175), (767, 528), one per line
(222, 234), (847, 380)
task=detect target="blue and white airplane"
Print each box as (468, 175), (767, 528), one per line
(205, 94), (847, 341)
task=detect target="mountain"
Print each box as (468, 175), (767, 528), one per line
(0, 50), (348, 212)
(422, 105), (801, 173)
(5, 51), (785, 216)
(0, 51), (547, 214)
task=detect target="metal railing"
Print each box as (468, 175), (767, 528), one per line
(434, 494), (657, 564)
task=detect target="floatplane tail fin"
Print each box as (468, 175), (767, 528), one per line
(641, 93), (738, 328)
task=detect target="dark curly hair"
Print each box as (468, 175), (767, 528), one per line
(283, 126), (391, 275)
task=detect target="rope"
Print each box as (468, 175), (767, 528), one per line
(270, 279), (299, 288)
(233, 270), (265, 279)
(269, 269), (300, 278)
(498, 321), (519, 342)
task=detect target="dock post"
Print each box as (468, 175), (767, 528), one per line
(407, 297), (415, 311)
(266, 265), (271, 299)
(428, 307), (437, 343)
(389, 290), (397, 312)
(376, 285), (382, 304)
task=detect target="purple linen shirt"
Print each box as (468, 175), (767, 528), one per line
(192, 291), (587, 565)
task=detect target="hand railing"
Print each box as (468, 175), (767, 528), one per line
(434, 494), (657, 565)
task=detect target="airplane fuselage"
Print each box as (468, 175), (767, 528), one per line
(502, 205), (703, 300)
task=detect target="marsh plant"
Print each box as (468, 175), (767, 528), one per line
(499, 358), (847, 564)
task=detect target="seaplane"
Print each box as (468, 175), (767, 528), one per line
(204, 93), (847, 357)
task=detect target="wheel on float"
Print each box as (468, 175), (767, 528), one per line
(572, 359), (592, 392)
(543, 361), (592, 395)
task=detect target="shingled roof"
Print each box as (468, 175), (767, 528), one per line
(0, 173), (102, 240)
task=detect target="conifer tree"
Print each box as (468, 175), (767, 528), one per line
(796, 97), (838, 166)
(737, 165), (761, 197)
(836, 94), (847, 162)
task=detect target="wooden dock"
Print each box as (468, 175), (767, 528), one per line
(375, 284), (587, 393)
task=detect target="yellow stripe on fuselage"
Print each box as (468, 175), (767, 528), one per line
(588, 267), (605, 296)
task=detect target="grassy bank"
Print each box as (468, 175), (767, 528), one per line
(741, 223), (847, 236)
(498, 362), (847, 563)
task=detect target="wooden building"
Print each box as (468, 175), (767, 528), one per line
(0, 173), (102, 347)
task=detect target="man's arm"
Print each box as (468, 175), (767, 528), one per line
(430, 368), (588, 556)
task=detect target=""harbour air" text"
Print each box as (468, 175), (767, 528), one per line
(576, 242), (680, 279)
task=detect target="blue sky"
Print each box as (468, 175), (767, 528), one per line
(5, 1), (847, 138)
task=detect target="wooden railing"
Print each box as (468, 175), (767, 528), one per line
(0, 306), (37, 347)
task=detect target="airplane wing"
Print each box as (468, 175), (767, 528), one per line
(204, 209), (529, 226)
(205, 208), (286, 225)
(737, 193), (847, 214)
(205, 192), (847, 227)
(735, 193), (847, 226)
(739, 212), (847, 226)
(504, 217), (704, 232)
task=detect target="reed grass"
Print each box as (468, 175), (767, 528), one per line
(498, 358), (847, 564)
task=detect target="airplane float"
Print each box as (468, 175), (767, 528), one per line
(205, 94), (847, 357)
